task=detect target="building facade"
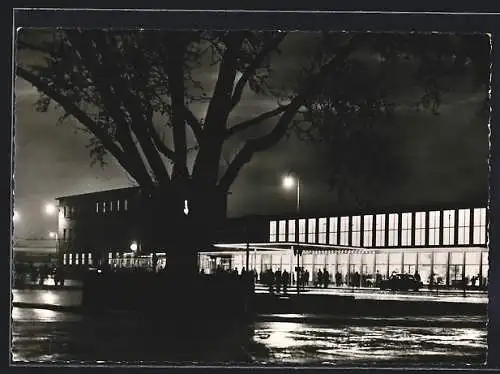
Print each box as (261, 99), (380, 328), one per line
(56, 188), (489, 288)
(201, 205), (489, 288)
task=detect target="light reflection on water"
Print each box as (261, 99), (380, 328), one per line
(254, 321), (486, 365)
(11, 308), (487, 366)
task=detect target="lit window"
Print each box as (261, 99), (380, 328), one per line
(473, 208), (487, 245)
(458, 209), (471, 245)
(388, 213), (399, 246)
(109, 201), (113, 212)
(63, 253), (67, 265)
(108, 252), (113, 265)
(443, 210), (455, 245)
(414, 212), (426, 246)
(375, 214), (386, 247)
(308, 218), (316, 243)
(428, 211), (440, 246)
(124, 199), (128, 211)
(298, 219), (306, 243)
(318, 217), (327, 244)
(288, 220), (296, 242)
(279, 220), (287, 242)
(103, 202), (107, 213)
(116, 200), (120, 211)
(351, 216), (361, 246)
(69, 253), (73, 265)
(329, 217), (338, 245)
(363, 215), (373, 247)
(401, 213), (412, 246)
(96, 202), (99, 213)
(75, 253), (80, 265)
(88, 253), (93, 265)
(269, 221), (277, 242)
(340, 216), (349, 246)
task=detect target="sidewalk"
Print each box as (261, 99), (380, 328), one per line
(254, 284), (488, 303)
(13, 278), (83, 290)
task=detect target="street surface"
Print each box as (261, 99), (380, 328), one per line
(12, 286), (488, 308)
(11, 307), (486, 366)
(254, 285), (488, 303)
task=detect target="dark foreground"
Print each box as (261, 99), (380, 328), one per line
(11, 307), (486, 367)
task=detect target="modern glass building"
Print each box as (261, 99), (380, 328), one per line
(200, 206), (489, 288)
(55, 188), (488, 288)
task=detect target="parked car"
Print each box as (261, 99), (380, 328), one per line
(379, 273), (423, 291)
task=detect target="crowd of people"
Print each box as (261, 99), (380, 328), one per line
(13, 262), (66, 287)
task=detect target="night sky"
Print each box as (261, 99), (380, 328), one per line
(13, 31), (490, 240)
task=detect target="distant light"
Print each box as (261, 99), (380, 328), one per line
(282, 175), (295, 189)
(49, 231), (57, 238)
(45, 203), (57, 215)
(97, 269), (102, 274)
(130, 242), (138, 252)
(183, 200), (189, 215)
(13, 210), (20, 222)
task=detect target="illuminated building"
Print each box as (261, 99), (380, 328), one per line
(56, 187), (488, 288)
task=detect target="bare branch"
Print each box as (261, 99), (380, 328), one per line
(93, 32), (171, 184)
(184, 106), (203, 141)
(230, 33), (287, 109)
(219, 36), (361, 192)
(225, 104), (290, 139)
(17, 66), (154, 187)
(148, 123), (176, 160)
(204, 33), (245, 131)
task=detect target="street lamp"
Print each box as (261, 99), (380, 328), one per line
(283, 174), (303, 295)
(130, 242), (138, 252)
(282, 174), (300, 214)
(45, 203), (57, 215)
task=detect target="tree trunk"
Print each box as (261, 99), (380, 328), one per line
(141, 182), (228, 278)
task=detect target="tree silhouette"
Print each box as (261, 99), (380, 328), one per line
(16, 30), (489, 273)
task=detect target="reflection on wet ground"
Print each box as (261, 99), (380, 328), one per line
(11, 308), (487, 366)
(12, 288), (488, 306)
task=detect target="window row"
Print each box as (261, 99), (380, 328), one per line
(200, 250), (489, 287)
(62, 198), (130, 218)
(63, 251), (140, 266)
(96, 199), (129, 214)
(63, 252), (93, 266)
(269, 208), (487, 247)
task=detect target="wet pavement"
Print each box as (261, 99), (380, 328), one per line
(12, 287), (487, 308)
(11, 307), (487, 366)
(12, 289), (82, 307)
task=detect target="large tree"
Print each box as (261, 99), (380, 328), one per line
(16, 30), (489, 273)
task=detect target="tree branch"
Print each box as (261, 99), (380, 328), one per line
(93, 32), (171, 184)
(230, 33), (287, 109)
(219, 36), (361, 192)
(64, 31), (157, 185)
(147, 124), (176, 161)
(184, 106), (203, 141)
(225, 104), (290, 139)
(17, 66), (154, 187)
(204, 33), (245, 131)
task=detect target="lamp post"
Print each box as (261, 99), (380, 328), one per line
(45, 202), (58, 264)
(282, 174), (300, 214)
(283, 174), (302, 295)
